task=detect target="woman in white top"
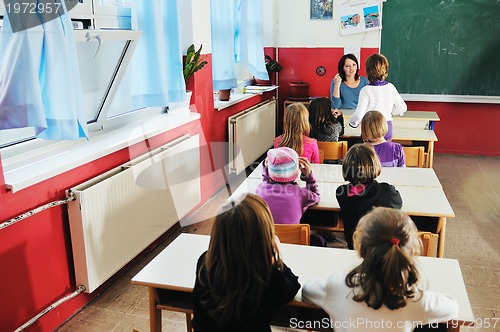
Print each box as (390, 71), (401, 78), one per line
(349, 54), (407, 140)
(302, 207), (458, 332)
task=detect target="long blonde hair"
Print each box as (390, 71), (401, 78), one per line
(346, 207), (422, 310)
(361, 110), (388, 142)
(199, 194), (282, 324)
(279, 102), (311, 155)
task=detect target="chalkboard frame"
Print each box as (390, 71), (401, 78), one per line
(380, 0), (500, 104)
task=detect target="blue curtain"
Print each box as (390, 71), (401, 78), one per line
(131, 0), (185, 108)
(210, 0), (237, 91)
(0, 1), (88, 140)
(211, 0), (268, 90)
(239, 0), (268, 80)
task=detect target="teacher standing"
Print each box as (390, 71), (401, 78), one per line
(330, 54), (369, 110)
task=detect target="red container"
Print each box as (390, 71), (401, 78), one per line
(289, 81), (310, 100)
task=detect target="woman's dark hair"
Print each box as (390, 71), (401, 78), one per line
(342, 143), (381, 184)
(346, 207), (422, 310)
(338, 53), (360, 82)
(308, 97), (338, 137)
(198, 194), (282, 324)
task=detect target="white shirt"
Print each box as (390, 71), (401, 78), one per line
(349, 83), (407, 127)
(302, 271), (459, 332)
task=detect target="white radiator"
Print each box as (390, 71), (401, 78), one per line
(67, 135), (200, 293)
(228, 99), (276, 174)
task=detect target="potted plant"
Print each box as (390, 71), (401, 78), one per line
(183, 44), (208, 84)
(168, 44), (208, 113)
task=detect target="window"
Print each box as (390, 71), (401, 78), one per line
(0, 29), (144, 148)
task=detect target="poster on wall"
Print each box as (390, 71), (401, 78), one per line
(339, 0), (382, 35)
(310, 0), (334, 20)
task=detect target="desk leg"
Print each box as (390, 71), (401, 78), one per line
(436, 217), (447, 258)
(427, 141), (435, 168)
(149, 288), (162, 332)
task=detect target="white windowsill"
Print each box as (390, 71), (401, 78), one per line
(214, 85), (278, 110)
(2, 112), (200, 193)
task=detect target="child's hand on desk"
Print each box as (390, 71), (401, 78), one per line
(298, 157), (311, 176)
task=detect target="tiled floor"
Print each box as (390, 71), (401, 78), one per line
(56, 154), (500, 332)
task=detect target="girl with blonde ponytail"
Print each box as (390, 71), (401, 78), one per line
(302, 207), (459, 332)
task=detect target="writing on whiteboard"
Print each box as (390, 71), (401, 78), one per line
(436, 41), (465, 56)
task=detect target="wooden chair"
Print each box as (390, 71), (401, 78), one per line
(403, 146), (426, 167)
(317, 141), (348, 164)
(274, 224), (310, 245)
(418, 231), (439, 257)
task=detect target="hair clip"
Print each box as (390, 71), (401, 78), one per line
(390, 238), (400, 246)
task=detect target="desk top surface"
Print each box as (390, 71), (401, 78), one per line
(342, 127), (438, 141)
(249, 163), (442, 188)
(131, 233), (473, 324)
(341, 110), (440, 122)
(231, 177), (454, 217)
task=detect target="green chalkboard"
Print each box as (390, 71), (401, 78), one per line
(381, 0), (500, 101)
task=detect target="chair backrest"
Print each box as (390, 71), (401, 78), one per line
(317, 141), (348, 163)
(418, 231), (439, 256)
(403, 146), (425, 167)
(274, 224), (310, 246)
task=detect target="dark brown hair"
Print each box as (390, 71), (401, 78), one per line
(308, 97), (339, 137)
(342, 143), (381, 184)
(361, 110), (388, 142)
(199, 194), (282, 323)
(279, 103), (311, 155)
(346, 207), (422, 310)
(338, 53), (360, 81)
(366, 53), (389, 82)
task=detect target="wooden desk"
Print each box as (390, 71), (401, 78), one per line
(249, 162), (442, 188)
(131, 233), (474, 332)
(341, 127), (438, 168)
(231, 177), (454, 257)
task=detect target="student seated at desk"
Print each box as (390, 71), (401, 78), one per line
(308, 97), (345, 143)
(256, 147), (320, 225)
(302, 207), (459, 332)
(192, 194), (300, 332)
(336, 143), (402, 249)
(362, 110), (405, 167)
(275, 102), (320, 163)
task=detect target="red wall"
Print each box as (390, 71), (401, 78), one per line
(406, 101), (500, 156)
(275, 47), (378, 133)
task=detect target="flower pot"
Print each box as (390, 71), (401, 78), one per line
(289, 81), (310, 100)
(219, 89), (231, 101)
(168, 90), (192, 115)
(254, 78), (272, 86)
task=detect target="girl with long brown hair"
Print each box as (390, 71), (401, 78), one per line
(192, 194), (300, 331)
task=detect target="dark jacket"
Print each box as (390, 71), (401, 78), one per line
(192, 252), (301, 332)
(336, 180), (403, 249)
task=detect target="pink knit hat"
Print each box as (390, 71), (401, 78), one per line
(267, 147), (300, 183)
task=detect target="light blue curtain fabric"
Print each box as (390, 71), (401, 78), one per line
(211, 0), (238, 91)
(239, 0), (268, 80)
(0, 2), (88, 140)
(131, 0), (185, 108)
